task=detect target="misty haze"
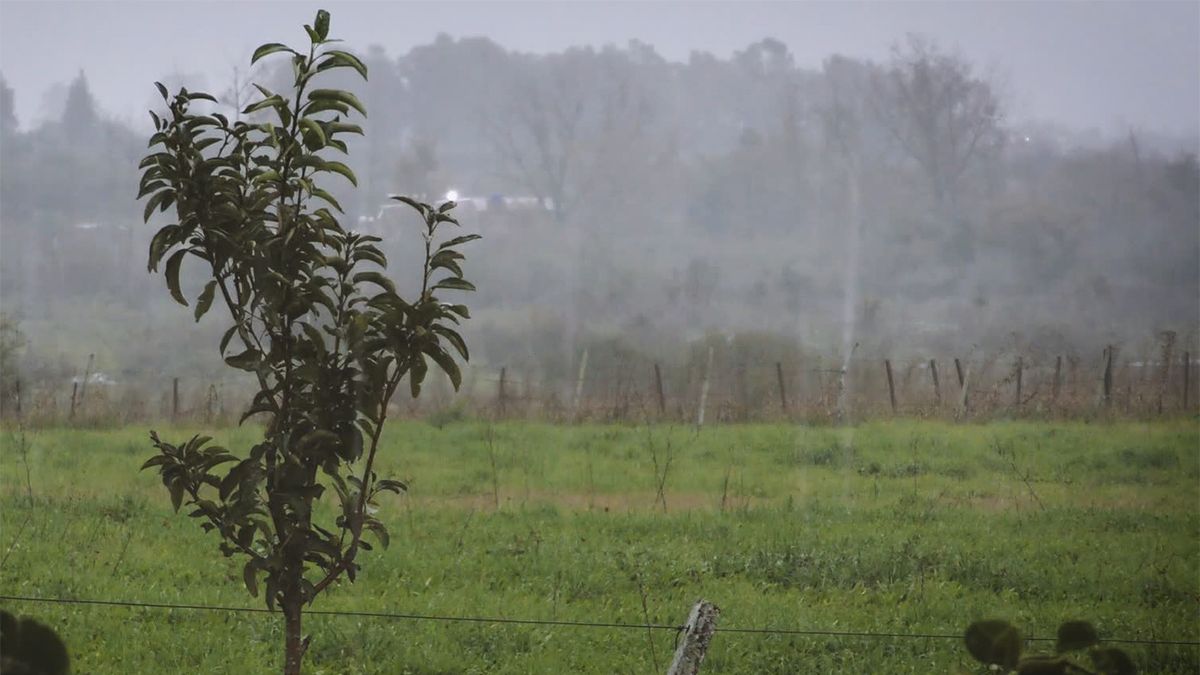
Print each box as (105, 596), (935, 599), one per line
(0, 2), (1196, 673)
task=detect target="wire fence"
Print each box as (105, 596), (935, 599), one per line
(3, 594), (1197, 648)
(4, 341), (1197, 426)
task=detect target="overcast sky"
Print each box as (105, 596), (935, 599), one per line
(1, 0), (1197, 137)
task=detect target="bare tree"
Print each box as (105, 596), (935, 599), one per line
(486, 58), (585, 223)
(872, 35), (1004, 208)
(485, 47), (660, 225)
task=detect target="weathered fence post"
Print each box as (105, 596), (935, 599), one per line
(69, 381), (79, 421)
(884, 359), (897, 415)
(958, 365), (971, 417)
(1123, 360), (1132, 414)
(696, 346), (714, 429)
(1102, 346), (1114, 409)
(498, 367), (507, 418)
(79, 353), (95, 409)
(1052, 355), (1062, 405)
(653, 363), (667, 417)
(172, 377), (180, 421)
(1183, 351), (1191, 411)
(572, 348), (589, 418)
(734, 360), (748, 421)
(954, 358), (965, 389)
(666, 600), (720, 675)
(1156, 331), (1175, 415)
(929, 359), (941, 407)
(775, 361), (788, 415)
(14, 378), (21, 419)
(205, 384), (218, 424)
(1014, 357), (1023, 409)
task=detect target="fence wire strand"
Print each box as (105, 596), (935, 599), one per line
(2, 594), (1197, 647)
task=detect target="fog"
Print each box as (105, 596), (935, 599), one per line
(1, 0), (1197, 399)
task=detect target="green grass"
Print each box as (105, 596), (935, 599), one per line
(1, 420), (1197, 673)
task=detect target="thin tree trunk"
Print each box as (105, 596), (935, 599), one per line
(283, 591), (305, 675)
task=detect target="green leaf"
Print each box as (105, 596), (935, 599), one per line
(311, 187), (343, 212)
(164, 249), (189, 306)
(140, 455), (171, 471)
(251, 43), (295, 65)
(326, 121), (364, 136)
(431, 277), (476, 292)
(307, 89), (367, 117)
(168, 481), (185, 513)
(433, 325), (469, 360)
(313, 9), (330, 40)
(243, 562), (259, 597)
(390, 195), (428, 216)
(299, 117), (326, 148)
(409, 358), (427, 398)
(147, 225), (178, 272)
(303, 99), (350, 116)
(364, 519), (389, 550)
(322, 160), (357, 186)
(964, 620), (1021, 669)
(225, 348), (262, 371)
(425, 346), (462, 389)
(154, 82), (169, 100)
(142, 189), (173, 223)
(352, 271), (396, 294)
(437, 234), (482, 250)
(316, 50), (368, 80)
(1055, 621), (1099, 653)
(218, 325), (239, 356)
(193, 280), (217, 322)
(243, 94), (287, 117)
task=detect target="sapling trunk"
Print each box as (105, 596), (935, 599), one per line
(137, 10), (477, 675)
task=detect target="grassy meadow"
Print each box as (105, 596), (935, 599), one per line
(1, 419), (1197, 673)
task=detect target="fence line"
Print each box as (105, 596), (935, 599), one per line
(4, 345), (1198, 426)
(2, 594), (1196, 647)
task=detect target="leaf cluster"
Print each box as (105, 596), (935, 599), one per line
(137, 10), (477, 609)
(0, 610), (70, 675)
(964, 620), (1135, 675)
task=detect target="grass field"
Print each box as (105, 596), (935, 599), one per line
(1, 419), (1197, 673)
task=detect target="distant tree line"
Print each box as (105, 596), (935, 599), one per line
(1, 33), (1196, 381)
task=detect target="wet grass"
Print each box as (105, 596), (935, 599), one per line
(1, 419), (1197, 673)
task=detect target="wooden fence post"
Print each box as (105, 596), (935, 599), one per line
(666, 600), (720, 675)
(653, 363), (666, 417)
(775, 361), (788, 415)
(14, 378), (21, 419)
(1156, 332), (1175, 415)
(206, 384), (218, 424)
(79, 353), (95, 409)
(1014, 357), (1023, 408)
(696, 346), (714, 429)
(572, 348), (589, 417)
(172, 377), (180, 421)
(954, 358), (965, 389)
(1183, 351), (1191, 411)
(69, 382), (78, 421)
(1052, 355), (1062, 405)
(929, 359), (941, 407)
(498, 367), (507, 418)
(884, 359), (897, 414)
(1102, 346), (1114, 409)
(958, 365), (971, 417)
(734, 360), (748, 421)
